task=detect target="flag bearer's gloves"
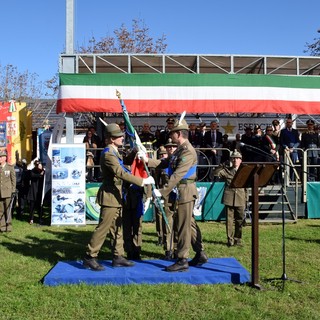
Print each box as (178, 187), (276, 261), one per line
(142, 176), (155, 186)
(152, 188), (162, 198)
(137, 150), (148, 162)
(152, 189), (164, 209)
(144, 197), (152, 214)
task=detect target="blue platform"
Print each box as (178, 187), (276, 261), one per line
(43, 257), (250, 286)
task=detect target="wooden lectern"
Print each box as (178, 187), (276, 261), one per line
(230, 162), (280, 289)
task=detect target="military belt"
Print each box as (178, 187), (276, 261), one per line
(178, 179), (195, 185)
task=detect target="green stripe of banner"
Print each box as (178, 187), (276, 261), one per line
(60, 73), (320, 89)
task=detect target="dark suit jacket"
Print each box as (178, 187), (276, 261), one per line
(204, 130), (223, 148)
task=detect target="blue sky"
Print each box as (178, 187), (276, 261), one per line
(1, 0), (319, 83)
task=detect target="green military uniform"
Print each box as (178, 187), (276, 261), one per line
(148, 119), (207, 271)
(0, 151), (16, 232)
(83, 123), (148, 271)
(213, 151), (246, 246)
(87, 144), (144, 258)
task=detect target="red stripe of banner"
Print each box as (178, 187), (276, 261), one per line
(56, 98), (320, 115)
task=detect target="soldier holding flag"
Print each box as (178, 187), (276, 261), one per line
(82, 123), (155, 271)
(140, 117), (208, 272)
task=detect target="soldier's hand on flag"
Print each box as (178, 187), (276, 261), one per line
(153, 191), (164, 210)
(142, 176), (155, 186)
(152, 188), (162, 198)
(137, 150), (148, 162)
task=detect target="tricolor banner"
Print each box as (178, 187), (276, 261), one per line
(57, 73), (320, 114)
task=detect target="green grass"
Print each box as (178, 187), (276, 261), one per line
(1, 215), (320, 320)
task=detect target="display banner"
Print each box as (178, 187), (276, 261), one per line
(85, 183), (154, 223)
(51, 143), (86, 225)
(306, 182), (320, 218)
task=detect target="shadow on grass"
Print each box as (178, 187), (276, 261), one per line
(286, 236), (320, 244)
(0, 227), (114, 265)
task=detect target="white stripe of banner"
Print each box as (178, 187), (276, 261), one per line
(59, 85), (320, 102)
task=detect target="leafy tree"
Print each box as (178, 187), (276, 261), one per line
(78, 18), (167, 54)
(304, 30), (320, 56)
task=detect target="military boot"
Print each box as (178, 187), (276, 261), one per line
(188, 251), (208, 266)
(165, 258), (189, 272)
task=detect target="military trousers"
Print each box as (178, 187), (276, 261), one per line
(86, 206), (124, 258)
(226, 205), (245, 244)
(0, 197), (12, 232)
(175, 200), (204, 259)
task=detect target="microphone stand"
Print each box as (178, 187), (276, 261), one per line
(240, 142), (302, 288)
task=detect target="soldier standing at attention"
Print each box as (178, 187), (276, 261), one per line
(213, 151), (246, 247)
(82, 123), (155, 271)
(141, 118), (208, 272)
(0, 150), (16, 233)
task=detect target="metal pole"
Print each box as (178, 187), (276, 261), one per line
(251, 170), (261, 289)
(65, 0), (75, 143)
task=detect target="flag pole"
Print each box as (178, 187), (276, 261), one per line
(116, 90), (170, 231)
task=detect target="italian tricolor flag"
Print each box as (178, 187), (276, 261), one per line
(57, 73), (320, 114)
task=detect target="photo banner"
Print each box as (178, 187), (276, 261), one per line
(51, 143), (86, 225)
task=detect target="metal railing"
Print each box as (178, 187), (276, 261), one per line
(85, 146), (319, 205)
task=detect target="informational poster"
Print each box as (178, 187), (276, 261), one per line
(51, 143), (86, 225)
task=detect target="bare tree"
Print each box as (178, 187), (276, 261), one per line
(304, 30), (320, 56)
(78, 18), (167, 54)
(0, 64), (56, 101)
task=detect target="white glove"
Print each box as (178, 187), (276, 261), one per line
(137, 150), (148, 162)
(144, 197), (151, 214)
(152, 188), (162, 198)
(142, 176), (155, 186)
(154, 198), (164, 210)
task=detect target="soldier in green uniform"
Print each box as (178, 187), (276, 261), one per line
(213, 150), (247, 246)
(0, 150), (16, 233)
(142, 118), (208, 272)
(155, 139), (178, 260)
(83, 123), (155, 271)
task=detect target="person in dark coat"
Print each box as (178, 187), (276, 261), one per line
(204, 120), (223, 181)
(158, 117), (175, 147)
(279, 118), (300, 180)
(300, 119), (320, 181)
(27, 160), (45, 225)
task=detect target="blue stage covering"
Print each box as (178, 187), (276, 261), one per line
(43, 257), (250, 286)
